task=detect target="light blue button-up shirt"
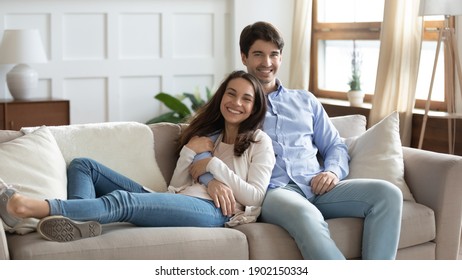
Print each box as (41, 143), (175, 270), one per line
(263, 81), (350, 199)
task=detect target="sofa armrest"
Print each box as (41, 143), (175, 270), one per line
(403, 147), (462, 259)
(0, 220), (10, 259)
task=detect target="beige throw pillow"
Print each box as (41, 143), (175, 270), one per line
(344, 111), (414, 201)
(0, 126), (67, 234)
(330, 114), (367, 138)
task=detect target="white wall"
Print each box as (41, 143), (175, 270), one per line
(0, 0), (294, 125)
(231, 0), (295, 85)
(0, 0), (293, 124)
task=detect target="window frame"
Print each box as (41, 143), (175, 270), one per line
(310, 0), (453, 111)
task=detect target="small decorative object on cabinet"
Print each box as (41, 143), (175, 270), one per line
(0, 98), (69, 130)
(0, 29), (48, 100)
(347, 41), (364, 107)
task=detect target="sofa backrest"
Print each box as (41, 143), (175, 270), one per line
(148, 115), (367, 185)
(148, 122), (183, 184)
(0, 115), (368, 188)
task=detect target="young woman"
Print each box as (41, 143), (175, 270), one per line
(0, 70), (275, 242)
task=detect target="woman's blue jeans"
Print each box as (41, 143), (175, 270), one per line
(47, 158), (229, 227)
(260, 179), (403, 260)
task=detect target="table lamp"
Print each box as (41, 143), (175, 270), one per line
(0, 29), (47, 100)
(418, 0), (462, 154)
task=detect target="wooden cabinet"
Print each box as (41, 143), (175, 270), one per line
(0, 99), (70, 130)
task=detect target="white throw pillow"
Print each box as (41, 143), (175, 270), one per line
(345, 112), (414, 201)
(22, 122), (167, 193)
(330, 114), (367, 138)
(0, 126), (67, 234)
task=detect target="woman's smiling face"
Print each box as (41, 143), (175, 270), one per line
(220, 77), (255, 127)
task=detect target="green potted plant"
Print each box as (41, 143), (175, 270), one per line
(347, 41), (364, 106)
(146, 87), (212, 124)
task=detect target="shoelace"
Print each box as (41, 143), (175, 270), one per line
(0, 177), (11, 190)
(0, 178), (21, 196)
(0, 178), (13, 190)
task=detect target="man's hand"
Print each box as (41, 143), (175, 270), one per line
(310, 171), (339, 195)
(189, 157), (211, 182)
(185, 136), (214, 154)
(207, 179), (236, 217)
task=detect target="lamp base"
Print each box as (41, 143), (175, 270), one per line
(6, 64), (39, 100)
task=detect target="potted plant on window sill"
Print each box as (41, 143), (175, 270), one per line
(347, 41), (364, 107)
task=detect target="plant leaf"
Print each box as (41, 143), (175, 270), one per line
(183, 92), (204, 112)
(206, 87), (212, 100)
(155, 93), (191, 117)
(146, 111), (184, 124)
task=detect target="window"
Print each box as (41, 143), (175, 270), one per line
(311, 0), (451, 111)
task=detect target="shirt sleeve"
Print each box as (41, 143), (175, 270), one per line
(311, 97), (350, 179)
(194, 152), (214, 186)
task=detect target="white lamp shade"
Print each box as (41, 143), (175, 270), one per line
(0, 29), (47, 64)
(419, 0), (462, 16)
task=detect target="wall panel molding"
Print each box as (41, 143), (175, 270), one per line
(0, 0), (231, 124)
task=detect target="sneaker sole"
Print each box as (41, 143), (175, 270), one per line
(37, 216), (102, 242)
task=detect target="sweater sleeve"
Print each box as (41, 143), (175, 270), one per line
(207, 130), (275, 207)
(168, 145), (195, 187)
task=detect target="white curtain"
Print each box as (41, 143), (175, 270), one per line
(289, 0), (313, 89)
(369, 0), (423, 146)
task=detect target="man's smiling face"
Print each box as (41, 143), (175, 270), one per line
(241, 39), (282, 93)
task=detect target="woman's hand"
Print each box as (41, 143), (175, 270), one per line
(185, 136), (214, 154)
(207, 179), (236, 217)
(189, 157), (211, 182)
(310, 171), (339, 195)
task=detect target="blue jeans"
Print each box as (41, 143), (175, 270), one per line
(260, 179), (403, 260)
(47, 158), (229, 227)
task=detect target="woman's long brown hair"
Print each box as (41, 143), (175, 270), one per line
(177, 70), (266, 156)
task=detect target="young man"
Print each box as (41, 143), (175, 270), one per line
(239, 21), (403, 260)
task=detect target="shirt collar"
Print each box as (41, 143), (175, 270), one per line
(268, 79), (284, 97)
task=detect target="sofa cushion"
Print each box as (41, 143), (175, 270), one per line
(236, 219), (364, 260)
(0, 126), (67, 234)
(327, 217), (364, 259)
(398, 201), (435, 248)
(236, 200), (436, 259)
(6, 223), (249, 260)
(344, 112), (414, 201)
(234, 223), (303, 260)
(327, 200), (435, 258)
(328, 202), (435, 258)
(22, 122), (167, 192)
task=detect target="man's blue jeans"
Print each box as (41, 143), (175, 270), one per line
(260, 179), (403, 260)
(47, 158), (229, 227)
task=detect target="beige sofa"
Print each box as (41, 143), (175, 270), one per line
(0, 114), (461, 260)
